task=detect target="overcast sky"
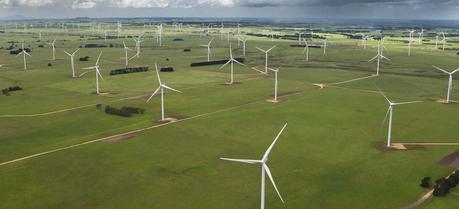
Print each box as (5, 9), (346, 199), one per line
(0, 0), (458, 20)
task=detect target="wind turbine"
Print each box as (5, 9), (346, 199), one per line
(82, 52), (104, 95)
(256, 45), (276, 74)
(270, 28), (274, 42)
(435, 35), (439, 49)
(220, 44), (245, 85)
(441, 32), (447, 51)
(433, 65), (459, 103)
(323, 38), (327, 55)
(368, 41), (390, 76)
(408, 30), (415, 56)
(122, 41), (133, 67)
(200, 38), (214, 62)
(220, 23), (224, 40)
(268, 67), (279, 102)
(47, 38), (57, 60)
(64, 48), (80, 78)
(298, 32), (302, 45)
(16, 43), (31, 70)
(359, 33), (368, 49)
(220, 123), (287, 209)
(379, 89), (421, 147)
(38, 30), (42, 42)
(303, 38), (309, 62)
(238, 36), (248, 57)
(418, 28), (425, 44)
(132, 35), (143, 58)
(146, 63), (182, 121)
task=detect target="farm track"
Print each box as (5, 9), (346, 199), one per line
(0, 76), (262, 118)
(0, 81), (319, 166)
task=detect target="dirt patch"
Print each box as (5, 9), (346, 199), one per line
(103, 133), (138, 143)
(439, 151), (459, 168)
(373, 142), (424, 152)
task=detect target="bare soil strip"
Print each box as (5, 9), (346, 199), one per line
(328, 75), (376, 86)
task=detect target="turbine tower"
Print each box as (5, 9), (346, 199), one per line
(220, 44), (245, 85)
(64, 48), (80, 78)
(221, 123), (288, 209)
(146, 63), (182, 121)
(200, 38), (214, 62)
(16, 43), (31, 70)
(256, 45), (277, 74)
(433, 65), (459, 103)
(379, 89), (420, 147)
(368, 41), (390, 76)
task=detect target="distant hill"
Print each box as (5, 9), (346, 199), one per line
(0, 15), (32, 20)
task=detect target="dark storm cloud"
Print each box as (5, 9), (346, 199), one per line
(236, 0), (459, 8)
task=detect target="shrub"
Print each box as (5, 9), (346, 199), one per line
(110, 66), (149, 76)
(191, 58), (245, 67)
(79, 56), (90, 61)
(2, 86), (22, 96)
(173, 38), (184, 41)
(160, 67), (174, 72)
(48, 63), (52, 67)
(420, 177), (431, 188)
(103, 105), (145, 117)
(84, 44), (107, 48)
(184, 48), (191, 52)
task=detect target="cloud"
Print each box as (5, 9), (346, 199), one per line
(1, 0), (236, 8)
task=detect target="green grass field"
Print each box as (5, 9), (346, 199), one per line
(0, 24), (459, 209)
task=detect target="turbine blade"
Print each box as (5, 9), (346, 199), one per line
(256, 47), (266, 53)
(368, 55), (378, 62)
(451, 69), (459, 74)
(162, 85), (182, 93)
(155, 63), (162, 84)
(233, 59), (245, 66)
(219, 60), (231, 69)
(73, 48), (80, 55)
(146, 87), (161, 103)
(220, 158), (261, 164)
(432, 65), (450, 74)
(376, 87), (392, 104)
(381, 107), (391, 129)
(64, 51), (71, 56)
(262, 123), (288, 161)
(393, 101), (422, 106)
(96, 68), (104, 81)
(267, 45), (277, 52)
(95, 51), (102, 66)
(82, 66), (96, 70)
(263, 164), (284, 203)
(381, 55), (391, 61)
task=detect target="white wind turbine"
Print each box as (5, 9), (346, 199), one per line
(435, 35), (439, 49)
(368, 41), (390, 76)
(133, 35), (143, 58)
(408, 30), (415, 56)
(298, 32), (303, 45)
(268, 67), (279, 102)
(323, 38), (327, 55)
(146, 63), (182, 121)
(200, 38), (214, 62)
(379, 89), (421, 147)
(238, 36), (248, 57)
(418, 28), (425, 44)
(256, 45), (277, 74)
(47, 38), (57, 60)
(64, 48), (80, 78)
(220, 123), (288, 209)
(82, 52), (104, 95)
(303, 38), (309, 62)
(433, 65), (459, 103)
(359, 33), (368, 49)
(122, 41), (133, 67)
(441, 32), (447, 51)
(16, 43), (31, 70)
(220, 23), (224, 40)
(38, 30), (42, 42)
(220, 44), (245, 85)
